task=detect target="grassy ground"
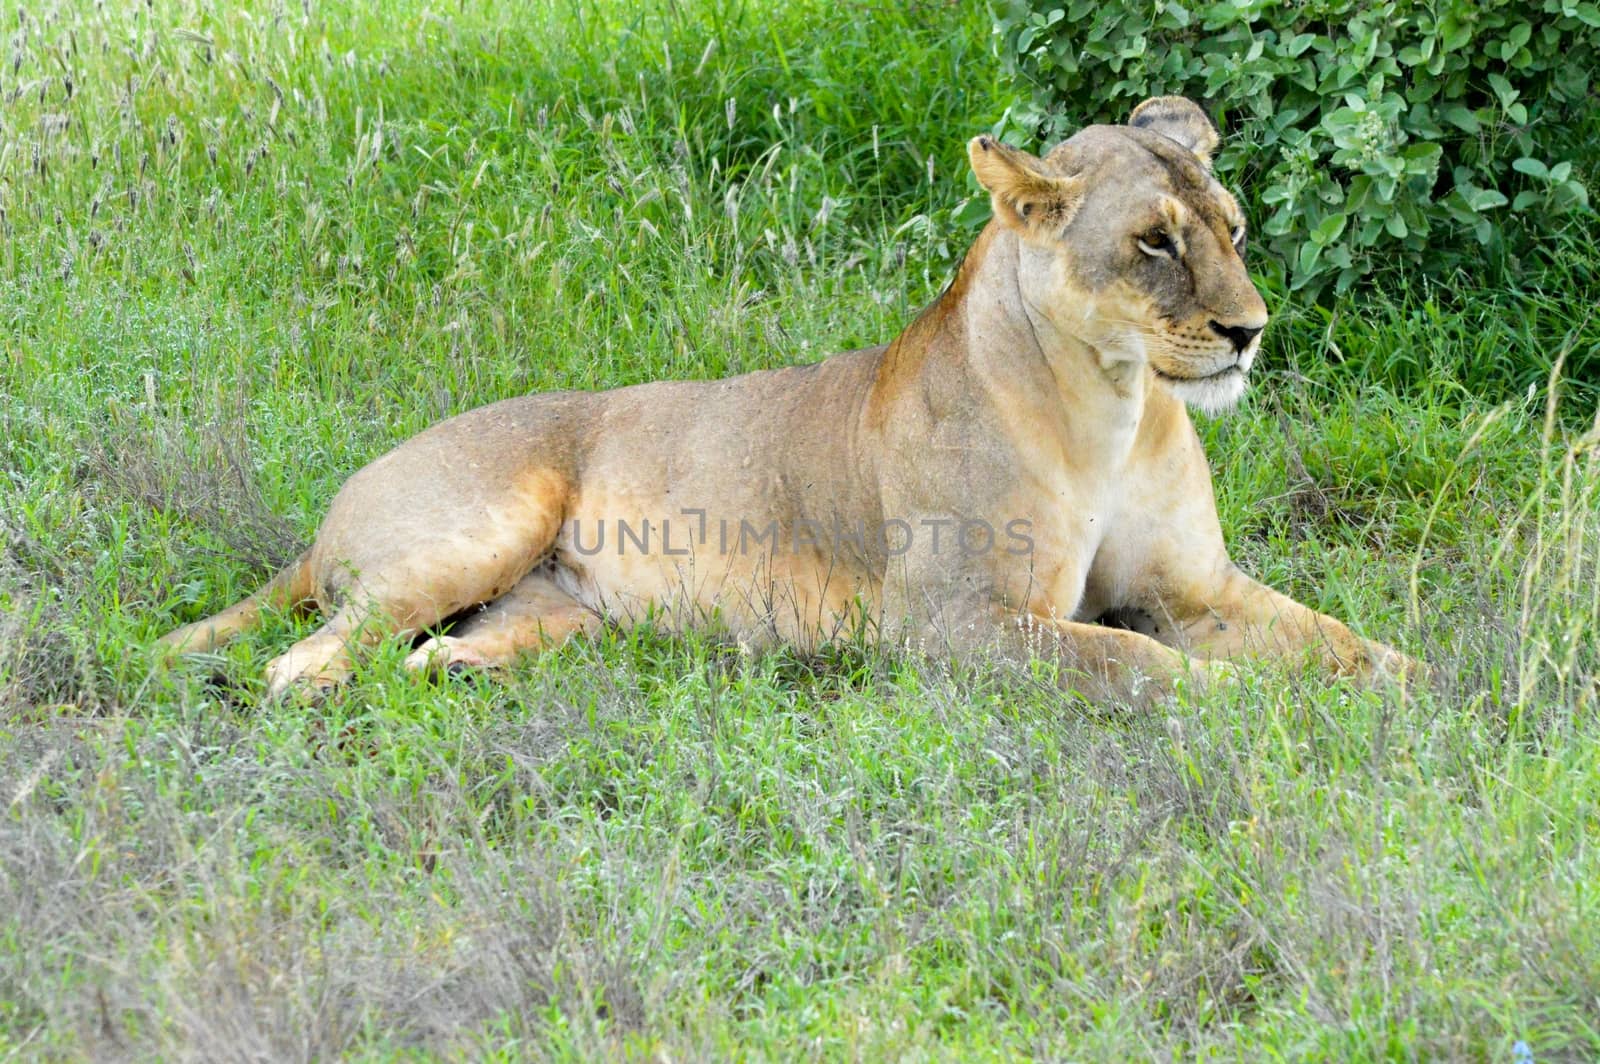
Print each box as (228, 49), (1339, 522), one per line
(2, 0), (1598, 1058)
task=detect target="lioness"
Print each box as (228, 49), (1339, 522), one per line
(161, 96), (1416, 700)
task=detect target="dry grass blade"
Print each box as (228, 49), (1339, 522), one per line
(88, 404), (305, 573)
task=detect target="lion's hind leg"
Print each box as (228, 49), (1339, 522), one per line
(404, 566), (601, 676)
(263, 574), (521, 699)
(263, 556), (571, 699)
(259, 462), (576, 697)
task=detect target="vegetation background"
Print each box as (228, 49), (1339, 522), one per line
(2, 0), (1597, 1057)
(994, 0), (1599, 300)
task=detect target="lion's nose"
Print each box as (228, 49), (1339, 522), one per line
(1209, 321), (1263, 353)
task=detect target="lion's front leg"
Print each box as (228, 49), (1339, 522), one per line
(880, 521), (1228, 705)
(888, 591), (1225, 705)
(999, 611), (1230, 705)
(1161, 562), (1423, 685)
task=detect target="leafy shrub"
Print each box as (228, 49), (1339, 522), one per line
(994, 0), (1598, 295)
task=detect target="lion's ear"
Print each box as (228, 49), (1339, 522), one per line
(1128, 96), (1219, 169)
(967, 135), (1085, 239)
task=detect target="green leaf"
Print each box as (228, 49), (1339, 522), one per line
(1487, 72), (1519, 110)
(1346, 175), (1373, 211)
(1438, 11), (1472, 51)
(1312, 214), (1348, 245)
(1464, 186), (1509, 211)
(1440, 104), (1480, 133)
(1402, 143), (1442, 173)
(1287, 32), (1317, 57)
(1295, 240), (1323, 279)
(1404, 106), (1445, 139)
(1512, 156), (1549, 180)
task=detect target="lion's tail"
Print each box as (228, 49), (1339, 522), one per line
(157, 549), (315, 654)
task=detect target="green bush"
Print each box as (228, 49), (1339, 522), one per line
(994, 0), (1598, 295)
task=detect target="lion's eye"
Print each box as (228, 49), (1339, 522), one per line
(1231, 224), (1247, 251)
(1137, 229), (1177, 258)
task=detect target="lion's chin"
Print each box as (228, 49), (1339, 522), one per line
(1158, 366), (1249, 416)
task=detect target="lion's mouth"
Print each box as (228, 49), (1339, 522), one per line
(1155, 362), (1251, 415)
(1152, 364), (1243, 384)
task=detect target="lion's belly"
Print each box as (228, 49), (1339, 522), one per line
(547, 493), (882, 648)
(538, 356), (887, 646)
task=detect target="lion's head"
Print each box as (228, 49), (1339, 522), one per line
(968, 96), (1268, 415)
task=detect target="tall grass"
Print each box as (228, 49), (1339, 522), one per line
(1502, 359), (1600, 718)
(2, 0), (1599, 1058)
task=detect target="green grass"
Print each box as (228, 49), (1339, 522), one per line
(3, 0), (1599, 1058)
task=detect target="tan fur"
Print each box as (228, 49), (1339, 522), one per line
(159, 97), (1421, 700)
